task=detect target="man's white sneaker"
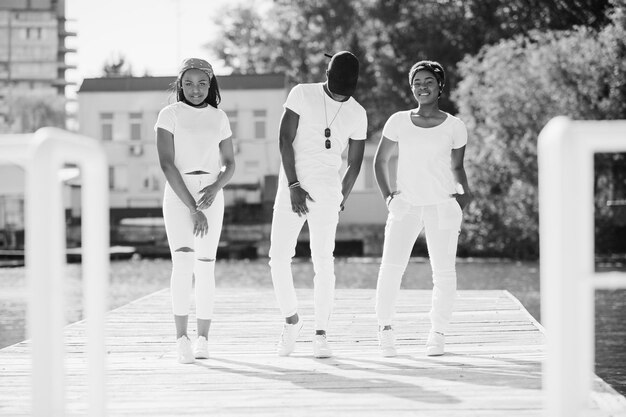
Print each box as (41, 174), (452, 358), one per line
(312, 334), (333, 358)
(194, 336), (209, 359)
(378, 328), (397, 357)
(426, 331), (445, 356)
(277, 320), (303, 356)
(177, 336), (195, 364)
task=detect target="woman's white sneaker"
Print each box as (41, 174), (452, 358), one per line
(378, 328), (397, 357)
(277, 320), (304, 356)
(425, 331), (445, 356)
(313, 334), (333, 358)
(177, 336), (195, 364)
(194, 336), (209, 359)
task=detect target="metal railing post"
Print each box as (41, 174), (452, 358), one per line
(1, 127), (109, 416)
(538, 117), (626, 417)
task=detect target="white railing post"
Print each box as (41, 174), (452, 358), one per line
(538, 117), (594, 416)
(26, 130), (68, 416)
(0, 127), (109, 416)
(538, 117), (626, 417)
(75, 132), (109, 417)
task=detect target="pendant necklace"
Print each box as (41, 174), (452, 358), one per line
(323, 90), (344, 149)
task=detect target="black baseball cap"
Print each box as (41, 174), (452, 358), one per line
(326, 51), (360, 97)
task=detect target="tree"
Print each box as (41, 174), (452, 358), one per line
(453, 0), (626, 258)
(207, 0), (612, 136)
(6, 93), (66, 133)
(362, 0), (611, 128)
(102, 54), (133, 77)
(209, 0), (365, 79)
(209, 4), (273, 75)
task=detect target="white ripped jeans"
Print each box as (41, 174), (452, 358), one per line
(375, 197), (462, 334)
(162, 173), (224, 320)
(269, 199), (340, 331)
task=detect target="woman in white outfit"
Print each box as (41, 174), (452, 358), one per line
(155, 58), (235, 364)
(374, 60), (472, 357)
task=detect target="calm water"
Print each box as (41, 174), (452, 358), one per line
(0, 258), (624, 396)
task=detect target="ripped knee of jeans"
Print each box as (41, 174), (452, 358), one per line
(175, 247), (194, 253)
(197, 257), (215, 262)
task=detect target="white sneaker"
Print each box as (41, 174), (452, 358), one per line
(426, 331), (445, 356)
(277, 320), (303, 356)
(194, 336), (209, 359)
(177, 336), (195, 364)
(312, 334), (333, 358)
(378, 328), (397, 357)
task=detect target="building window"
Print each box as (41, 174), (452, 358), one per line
(140, 166), (161, 192)
(244, 160), (260, 174)
(108, 165), (128, 191)
(129, 112), (142, 140)
(100, 113), (113, 141)
(253, 109), (266, 139)
(23, 27), (42, 40)
(225, 110), (238, 139)
(0, 196), (25, 230)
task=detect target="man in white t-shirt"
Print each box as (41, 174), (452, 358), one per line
(269, 51), (368, 358)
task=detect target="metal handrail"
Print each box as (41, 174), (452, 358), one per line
(0, 128), (109, 417)
(538, 117), (626, 417)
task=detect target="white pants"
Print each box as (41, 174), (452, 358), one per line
(162, 173), (224, 320)
(269, 200), (340, 331)
(375, 197), (462, 334)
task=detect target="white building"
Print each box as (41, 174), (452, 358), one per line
(0, 0), (76, 132)
(0, 0), (76, 248)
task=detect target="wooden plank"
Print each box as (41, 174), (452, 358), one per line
(0, 289), (624, 417)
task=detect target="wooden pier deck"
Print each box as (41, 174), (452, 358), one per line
(1, 288), (625, 416)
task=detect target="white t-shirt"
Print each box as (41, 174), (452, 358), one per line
(275, 83), (368, 207)
(154, 101), (232, 175)
(383, 110), (467, 205)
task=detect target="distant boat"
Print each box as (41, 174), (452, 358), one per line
(0, 246), (136, 266)
(65, 246), (136, 262)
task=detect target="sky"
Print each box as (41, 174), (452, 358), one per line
(64, 0), (244, 96)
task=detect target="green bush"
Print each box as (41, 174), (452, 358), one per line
(453, 6), (626, 259)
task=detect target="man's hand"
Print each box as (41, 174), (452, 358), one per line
(290, 186), (314, 216)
